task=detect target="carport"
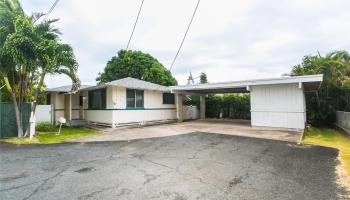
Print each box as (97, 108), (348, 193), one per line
(170, 74), (323, 131)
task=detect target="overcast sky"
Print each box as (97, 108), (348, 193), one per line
(22, 0), (350, 88)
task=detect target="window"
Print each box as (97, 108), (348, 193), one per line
(126, 89), (135, 108)
(163, 93), (175, 104)
(79, 96), (84, 107)
(88, 88), (106, 109)
(126, 89), (144, 108)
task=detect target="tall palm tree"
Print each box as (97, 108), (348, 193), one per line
(23, 18), (80, 136)
(1, 0), (35, 137)
(1, 0), (80, 137)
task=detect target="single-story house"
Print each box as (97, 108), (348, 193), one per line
(46, 74), (323, 131)
(45, 77), (179, 127)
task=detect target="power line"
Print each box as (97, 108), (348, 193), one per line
(169, 0), (201, 72)
(126, 0), (145, 50)
(43, 0), (59, 21)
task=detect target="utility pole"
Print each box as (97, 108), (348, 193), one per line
(187, 72), (195, 85)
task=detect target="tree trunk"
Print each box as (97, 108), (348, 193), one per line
(346, 89), (350, 111)
(4, 76), (23, 137)
(315, 91), (321, 109)
(24, 72), (46, 137)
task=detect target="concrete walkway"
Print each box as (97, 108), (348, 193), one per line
(68, 120), (302, 143)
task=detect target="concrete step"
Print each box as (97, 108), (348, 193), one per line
(68, 119), (87, 127)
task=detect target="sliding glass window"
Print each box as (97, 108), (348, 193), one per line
(88, 88), (106, 109)
(126, 89), (144, 108)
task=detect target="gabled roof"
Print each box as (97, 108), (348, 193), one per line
(46, 85), (92, 93)
(82, 77), (170, 92)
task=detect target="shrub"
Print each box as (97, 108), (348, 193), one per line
(185, 94), (251, 120)
(36, 122), (57, 132)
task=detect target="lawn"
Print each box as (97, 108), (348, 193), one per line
(302, 127), (350, 186)
(0, 127), (99, 144)
(36, 127), (99, 144)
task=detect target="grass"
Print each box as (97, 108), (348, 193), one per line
(0, 137), (40, 144)
(36, 127), (99, 144)
(302, 127), (350, 186)
(0, 127), (99, 145)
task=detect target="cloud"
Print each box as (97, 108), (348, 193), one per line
(22, 0), (350, 87)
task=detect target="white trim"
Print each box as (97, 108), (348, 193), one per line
(170, 74), (323, 92)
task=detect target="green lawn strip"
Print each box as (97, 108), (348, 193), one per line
(0, 127), (99, 145)
(302, 127), (350, 186)
(0, 137), (40, 144)
(36, 127), (99, 144)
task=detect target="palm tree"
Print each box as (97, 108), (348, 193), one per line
(1, 0), (80, 137)
(1, 0), (35, 137)
(22, 16), (80, 136)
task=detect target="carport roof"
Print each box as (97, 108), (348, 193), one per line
(170, 74), (323, 94)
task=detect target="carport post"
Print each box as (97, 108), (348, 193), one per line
(200, 95), (205, 120)
(175, 94), (183, 122)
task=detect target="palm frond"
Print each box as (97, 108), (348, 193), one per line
(30, 12), (45, 23)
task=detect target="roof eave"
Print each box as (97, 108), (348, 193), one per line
(171, 74), (324, 92)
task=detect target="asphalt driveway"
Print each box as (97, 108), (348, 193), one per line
(1, 133), (349, 200)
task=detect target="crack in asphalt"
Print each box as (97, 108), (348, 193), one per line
(1, 134), (345, 200)
(0, 172), (28, 182)
(22, 169), (66, 200)
(77, 184), (121, 200)
(131, 152), (230, 195)
(136, 168), (159, 184)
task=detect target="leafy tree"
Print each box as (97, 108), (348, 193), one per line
(97, 50), (177, 86)
(290, 50), (350, 126)
(199, 72), (208, 84)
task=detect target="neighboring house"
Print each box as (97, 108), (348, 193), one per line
(45, 77), (178, 127)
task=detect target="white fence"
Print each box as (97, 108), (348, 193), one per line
(336, 111), (350, 134)
(35, 105), (53, 123)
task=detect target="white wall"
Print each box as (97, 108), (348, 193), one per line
(183, 105), (199, 120)
(336, 111), (350, 134)
(144, 90), (176, 109)
(113, 109), (176, 125)
(250, 83), (306, 130)
(36, 105), (53, 123)
(84, 86), (178, 126)
(52, 93), (64, 125)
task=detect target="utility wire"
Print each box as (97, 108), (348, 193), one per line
(43, 0), (59, 21)
(126, 0), (145, 50)
(169, 0), (201, 72)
